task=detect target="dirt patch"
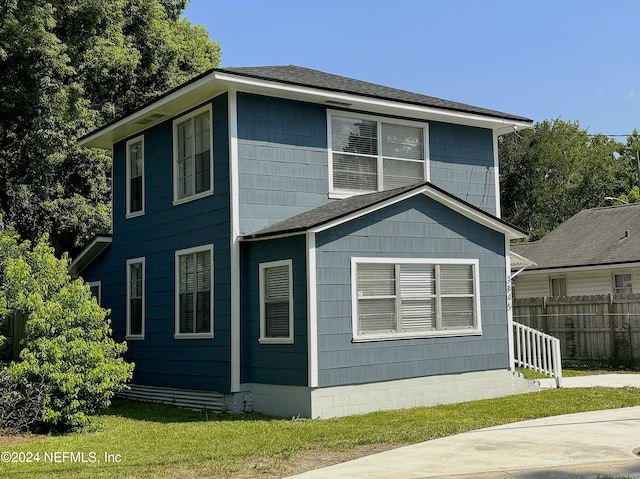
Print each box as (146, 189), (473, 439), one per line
(228, 444), (397, 479)
(0, 433), (45, 447)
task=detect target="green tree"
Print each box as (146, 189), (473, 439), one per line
(0, 0), (221, 254)
(499, 119), (633, 239)
(0, 226), (133, 431)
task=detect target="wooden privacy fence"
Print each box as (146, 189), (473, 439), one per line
(513, 294), (640, 367)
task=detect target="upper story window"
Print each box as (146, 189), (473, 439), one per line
(329, 112), (428, 197)
(352, 258), (480, 341)
(126, 136), (144, 217)
(173, 104), (213, 205)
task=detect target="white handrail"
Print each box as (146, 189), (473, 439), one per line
(513, 321), (562, 388)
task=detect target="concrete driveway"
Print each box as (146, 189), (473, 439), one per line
(287, 375), (640, 479)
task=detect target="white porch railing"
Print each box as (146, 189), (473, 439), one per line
(513, 321), (562, 388)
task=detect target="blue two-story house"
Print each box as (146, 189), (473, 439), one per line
(72, 65), (534, 417)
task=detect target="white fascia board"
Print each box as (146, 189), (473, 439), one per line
(213, 72), (532, 134)
(423, 188), (526, 240)
(68, 235), (112, 276)
(309, 185), (526, 240)
(516, 261), (640, 276)
(78, 72), (225, 149)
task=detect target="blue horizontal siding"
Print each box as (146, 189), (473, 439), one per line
(237, 93), (329, 234)
(240, 235), (308, 386)
(429, 122), (497, 215)
(314, 194), (508, 388)
(81, 94), (233, 393)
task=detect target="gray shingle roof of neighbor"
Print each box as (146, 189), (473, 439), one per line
(243, 181), (527, 240)
(511, 203), (640, 270)
(218, 65), (533, 123)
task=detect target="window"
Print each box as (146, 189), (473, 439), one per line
(549, 277), (567, 297)
(175, 245), (213, 338)
(329, 113), (427, 196)
(259, 260), (293, 344)
(352, 258), (480, 341)
(173, 105), (213, 204)
(613, 273), (633, 294)
(88, 281), (102, 306)
(126, 258), (145, 339)
(126, 136), (144, 217)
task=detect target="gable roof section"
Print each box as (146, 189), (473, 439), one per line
(242, 182), (527, 241)
(68, 235), (112, 276)
(512, 203), (640, 271)
(79, 65), (532, 148)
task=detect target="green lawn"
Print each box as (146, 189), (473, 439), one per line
(2, 388), (640, 479)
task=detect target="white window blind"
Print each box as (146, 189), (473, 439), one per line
(127, 259), (144, 338)
(331, 114), (426, 194)
(178, 249), (212, 335)
(356, 261), (477, 338)
(175, 109), (211, 201)
(263, 265), (291, 338)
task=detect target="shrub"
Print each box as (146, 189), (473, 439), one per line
(0, 370), (46, 433)
(0, 228), (134, 431)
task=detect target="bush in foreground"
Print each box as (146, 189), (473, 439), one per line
(0, 227), (134, 431)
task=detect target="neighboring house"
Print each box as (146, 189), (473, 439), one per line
(71, 65), (534, 418)
(512, 203), (640, 298)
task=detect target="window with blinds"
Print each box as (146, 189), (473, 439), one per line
(173, 105), (212, 203)
(175, 246), (213, 337)
(259, 260), (293, 343)
(330, 114), (426, 194)
(126, 137), (144, 217)
(126, 258), (145, 339)
(354, 260), (478, 339)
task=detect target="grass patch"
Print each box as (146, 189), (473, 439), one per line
(1, 388), (640, 478)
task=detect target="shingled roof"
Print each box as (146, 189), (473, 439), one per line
(512, 203), (640, 270)
(219, 65), (532, 123)
(243, 181), (526, 240)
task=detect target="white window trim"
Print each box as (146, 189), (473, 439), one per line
(126, 257), (145, 340)
(88, 280), (102, 306)
(172, 104), (214, 206)
(125, 135), (145, 218)
(327, 110), (430, 198)
(174, 244), (214, 339)
(549, 275), (567, 297)
(259, 259), (294, 344)
(350, 257), (481, 342)
(612, 271), (633, 295)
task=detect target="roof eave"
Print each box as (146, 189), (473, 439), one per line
(68, 235), (112, 276)
(79, 69), (532, 149)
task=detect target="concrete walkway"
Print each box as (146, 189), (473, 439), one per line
(288, 375), (640, 479)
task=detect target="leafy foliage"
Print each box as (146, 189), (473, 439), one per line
(0, 0), (221, 254)
(0, 227), (133, 431)
(499, 119), (635, 239)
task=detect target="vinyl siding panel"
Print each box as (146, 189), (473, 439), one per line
(314, 194), (508, 387)
(81, 94), (232, 392)
(429, 122), (497, 215)
(514, 266), (640, 297)
(240, 235), (308, 385)
(237, 93), (329, 234)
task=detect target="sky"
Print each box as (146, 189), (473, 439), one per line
(182, 0), (640, 138)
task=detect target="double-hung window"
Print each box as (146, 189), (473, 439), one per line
(175, 245), (213, 338)
(259, 260), (293, 344)
(126, 258), (145, 339)
(173, 105), (213, 204)
(352, 258), (480, 340)
(126, 136), (144, 217)
(329, 113), (427, 196)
